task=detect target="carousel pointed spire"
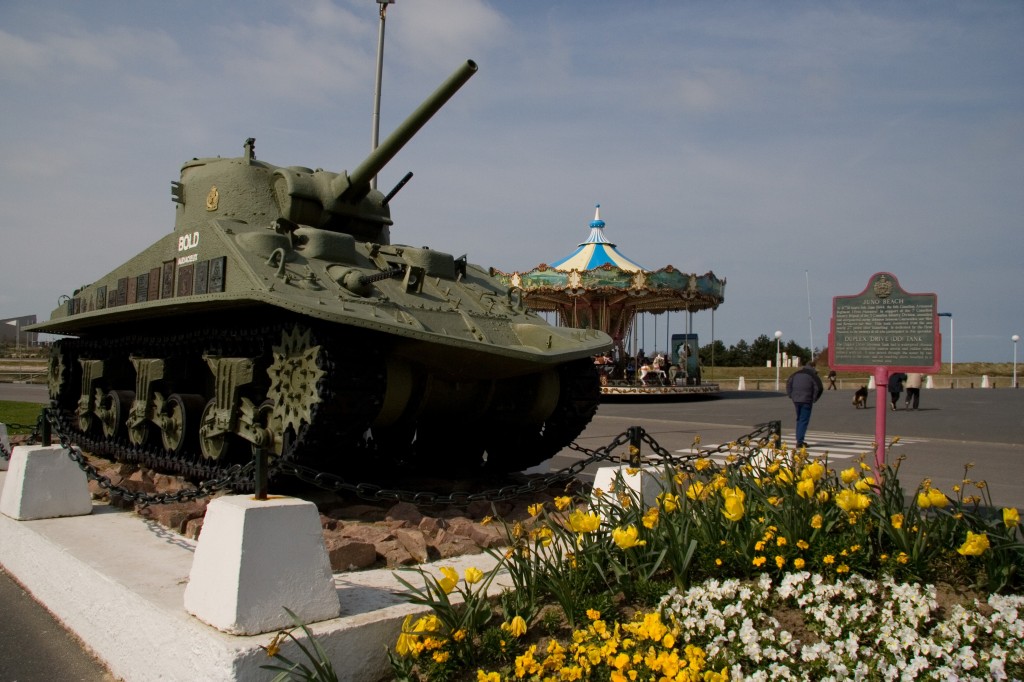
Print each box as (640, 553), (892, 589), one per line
(550, 204), (644, 271)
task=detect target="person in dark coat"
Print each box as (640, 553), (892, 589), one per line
(887, 372), (908, 411)
(786, 361), (824, 448)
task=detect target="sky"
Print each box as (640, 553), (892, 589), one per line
(1, 0), (1021, 362)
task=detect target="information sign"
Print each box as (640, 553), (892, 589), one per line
(829, 272), (940, 373)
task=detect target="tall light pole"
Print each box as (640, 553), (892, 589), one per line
(1013, 334), (1020, 389)
(370, 0), (396, 191)
(774, 330), (783, 391)
(938, 312), (953, 375)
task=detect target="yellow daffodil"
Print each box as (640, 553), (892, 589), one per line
(811, 514), (823, 529)
(642, 506), (659, 529)
(438, 566), (458, 594)
(533, 526), (553, 547)
(464, 566), (484, 584)
(855, 476), (876, 492)
(928, 488), (949, 508)
(891, 513), (904, 529)
(796, 478), (815, 499)
(686, 481), (707, 501)
(957, 531), (990, 556)
(1004, 507), (1020, 527)
(775, 467), (795, 485)
(840, 467), (859, 484)
(508, 615), (527, 637)
(801, 461), (825, 481)
(794, 557), (806, 569)
(554, 495), (572, 511)
(395, 615), (416, 657)
(567, 509), (601, 533)
(658, 491), (681, 513)
(611, 525), (647, 549)
(527, 502), (544, 516)
(836, 489), (871, 512)
(721, 487), (745, 522)
(694, 457), (711, 471)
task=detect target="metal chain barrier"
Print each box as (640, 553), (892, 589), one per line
(3, 406), (782, 508)
(1, 408), (252, 507)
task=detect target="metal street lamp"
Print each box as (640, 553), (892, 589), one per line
(1013, 334), (1020, 389)
(938, 312), (953, 375)
(774, 330), (783, 391)
(370, 0), (396, 190)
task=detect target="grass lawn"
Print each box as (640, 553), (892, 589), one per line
(0, 401), (47, 433)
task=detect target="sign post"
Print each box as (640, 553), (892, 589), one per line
(828, 273), (941, 473)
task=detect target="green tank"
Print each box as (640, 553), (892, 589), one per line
(30, 60), (611, 483)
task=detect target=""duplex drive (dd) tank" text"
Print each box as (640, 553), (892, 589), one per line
(30, 60), (612, 484)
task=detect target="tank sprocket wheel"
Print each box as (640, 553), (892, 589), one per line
(266, 325), (327, 439)
(47, 345), (68, 401)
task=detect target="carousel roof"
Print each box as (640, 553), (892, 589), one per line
(548, 205), (646, 273)
(490, 204), (726, 318)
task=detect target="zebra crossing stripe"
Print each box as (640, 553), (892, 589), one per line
(690, 431), (920, 461)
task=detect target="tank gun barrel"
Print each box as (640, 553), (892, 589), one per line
(339, 59), (478, 202)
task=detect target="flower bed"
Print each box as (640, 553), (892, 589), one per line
(270, 438), (1024, 680)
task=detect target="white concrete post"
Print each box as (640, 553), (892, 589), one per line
(591, 465), (673, 518)
(184, 495), (340, 635)
(0, 445), (92, 520)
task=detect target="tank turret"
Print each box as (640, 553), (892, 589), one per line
(31, 60), (611, 485)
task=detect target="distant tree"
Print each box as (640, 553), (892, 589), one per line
(731, 339), (751, 367)
(750, 334), (773, 366)
(699, 340), (727, 366)
(784, 340), (810, 364)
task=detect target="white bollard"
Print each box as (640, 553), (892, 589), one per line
(737, 376), (746, 390)
(591, 465), (672, 518)
(981, 375), (990, 388)
(868, 376), (876, 390)
(0, 445), (92, 520)
(925, 375), (934, 389)
(184, 495), (340, 635)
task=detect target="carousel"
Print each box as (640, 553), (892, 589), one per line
(492, 205), (726, 396)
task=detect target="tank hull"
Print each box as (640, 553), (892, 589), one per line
(30, 60), (612, 486)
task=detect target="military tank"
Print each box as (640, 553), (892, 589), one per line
(29, 60), (611, 484)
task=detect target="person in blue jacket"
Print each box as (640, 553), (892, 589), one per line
(786, 361), (824, 448)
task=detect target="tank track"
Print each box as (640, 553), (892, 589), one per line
(48, 322), (385, 489)
(480, 357), (601, 472)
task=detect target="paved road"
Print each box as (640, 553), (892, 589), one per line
(0, 568), (116, 682)
(547, 387), (1024, 509)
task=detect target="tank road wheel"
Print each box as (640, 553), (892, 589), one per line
(77, 387), (103, 434)
(198, 398), (233, 460)
(128, 419), (155, 448)
(265, 326), (327, 444)
(483, 359), (601, 473)
(97, 389), (133, 439)
(159, 393), (205, 455)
